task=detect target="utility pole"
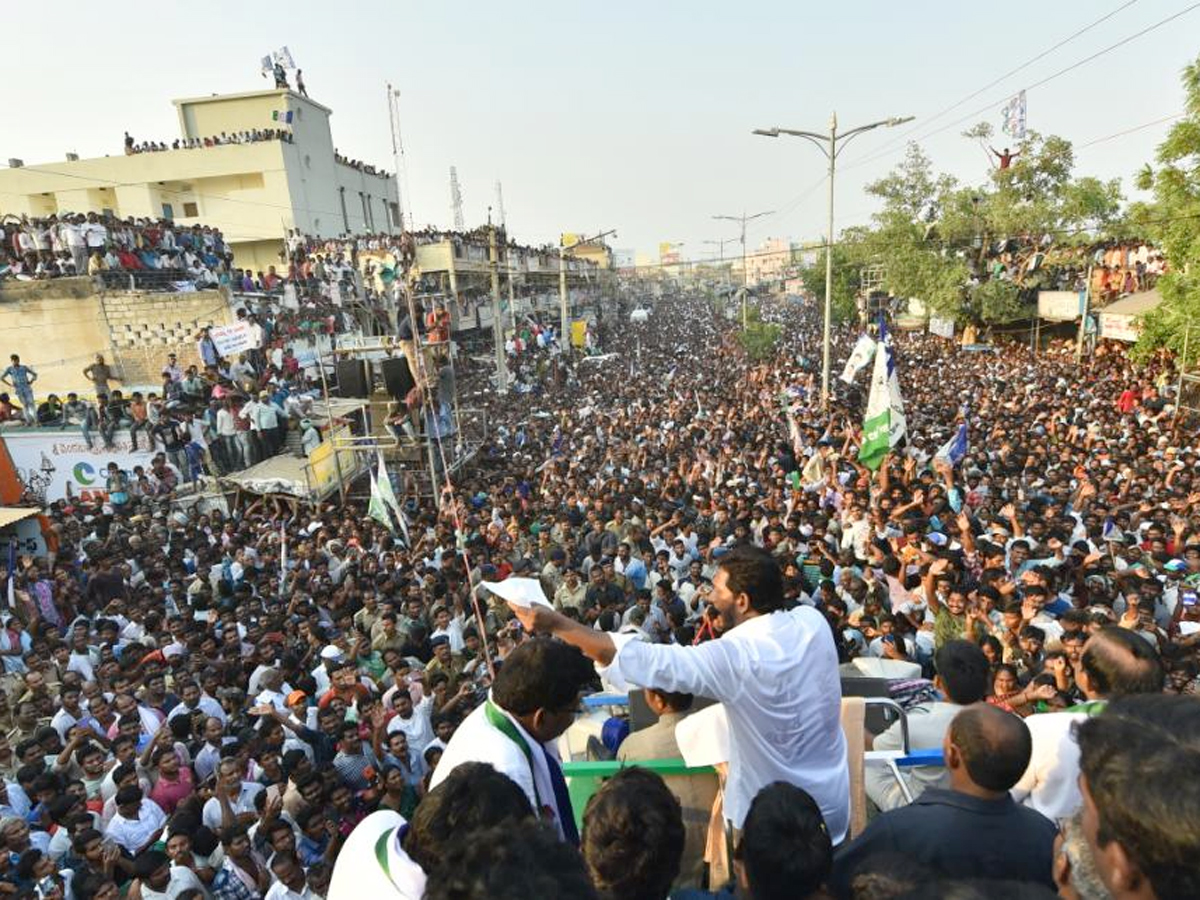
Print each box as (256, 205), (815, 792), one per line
(713, 211), (772, 329)
(753, 112), (914, 408)
(489, 221), (508, 393)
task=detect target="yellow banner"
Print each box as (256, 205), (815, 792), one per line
(308, 424), (358, 491)
(570, 320), (588, 348)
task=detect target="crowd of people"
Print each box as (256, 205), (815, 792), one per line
(1, 214), (232, 287)
(331, 153), (386, 178)
(0, 283), (1196, 900)
(122, 131), (295, 156)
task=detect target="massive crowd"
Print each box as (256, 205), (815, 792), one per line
(1, 214), (231, 288)
(0, 282), (1196, 900)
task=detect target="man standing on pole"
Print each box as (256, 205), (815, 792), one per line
(506, 544), (850, 841)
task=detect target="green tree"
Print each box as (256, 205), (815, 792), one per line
(736, 308), (783, 361)
(796, 229), (867, 324)
(1132, 53), (1200, 354)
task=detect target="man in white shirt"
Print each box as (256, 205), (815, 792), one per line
(202, 758), (265, 831)
(430, 639), (595, 843)
(386, 691), (435, 754)
(106, 786), (167, 855)
(1012, 626), (1165, 819)
(508, 544), (851, 841)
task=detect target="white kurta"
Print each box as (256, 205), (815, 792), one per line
(430, 696), (570, 840)
(328, 810), (425, 900)
(600, 606), (850, 839)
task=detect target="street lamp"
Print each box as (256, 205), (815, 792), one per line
(712, 211), (773, 328)
(559, 229), (617, 353)
(753, 113), (914, 408)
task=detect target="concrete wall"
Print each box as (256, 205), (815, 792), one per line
(0, 279), (109, 400)
(101, 289), (234, 387)
(0, 278), (233, 400)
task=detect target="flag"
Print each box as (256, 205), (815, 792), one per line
(839, 334), (877, 384)
(1000, 90), (1027, 140)
(260, 55), (274, 76)
(275, 46), (296, 69)
(934, 422), (969, 467)
(1102, 517), (1123, 543)
(4, 541), (13, 610)
(376, 453), (406, 527)
(859, 317), (905, 470)
(271, 110), (293, 124)
(368, 466), (394, 533)
(278, 522), (287, 593)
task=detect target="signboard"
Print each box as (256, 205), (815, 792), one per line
(3, 431), (155, 504)
(1099, 312), (1142, 343)
(929, 317), (956, 339)
(209, 321), (260, 357)
(307, 425), (359, 494)
(613, 249), (636, 272)
(658, 242), (681, 266)
(1037, 290), (1084, 322)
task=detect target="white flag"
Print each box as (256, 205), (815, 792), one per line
(840, 335), (877, 384)
(275, 46), (296, 69)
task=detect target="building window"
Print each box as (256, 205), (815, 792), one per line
(338, 187), (349, 234)
(304, 154), (311, 169)
(390, 202), (401, 229)
(365, 194), (375, 230)
(162, 203), (174, 220)
(183, 202), (199, 217)
(359, 192), (370, 229)
(383, 200), (392, 230)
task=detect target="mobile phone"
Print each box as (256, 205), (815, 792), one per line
(1183, 591), (1198, 608)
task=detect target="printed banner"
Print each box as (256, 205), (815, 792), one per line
(209, 322), (260, 357)
(2, 431), (155, 504)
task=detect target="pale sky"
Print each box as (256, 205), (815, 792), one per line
(6, 0), (1197, 261)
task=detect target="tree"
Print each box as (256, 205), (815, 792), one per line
(859, 132), (1123, 325)
(796, 230), (868, 324)
(736, 308), (782, 361)
(1131, 53), (1200, 354)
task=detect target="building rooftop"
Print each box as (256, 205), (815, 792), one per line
(171, 88), (332, 116)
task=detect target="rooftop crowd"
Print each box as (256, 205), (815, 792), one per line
(122, 131), (295, 156)
(1, 214), (231, 288)
(0, 282), (1196, 900)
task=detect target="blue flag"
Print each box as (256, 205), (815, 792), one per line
(935, 422), (969, 467)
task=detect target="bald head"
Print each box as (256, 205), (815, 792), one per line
(948, 704), (1032, 793)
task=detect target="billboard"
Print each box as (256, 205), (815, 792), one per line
(659, 242), (682, 266)
(1037, 290), (1084, 322)
(3, 430), (155, 504)
(613, 249), (636, 272)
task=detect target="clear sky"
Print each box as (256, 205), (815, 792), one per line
(5, 0), (1198, 261)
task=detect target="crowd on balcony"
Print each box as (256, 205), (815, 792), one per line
(978, 236), (1166, 303)
(0, 213), (232, 289)
(122, 129), (294, 154)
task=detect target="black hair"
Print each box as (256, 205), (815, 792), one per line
(934, 641), (990, 705)
(424, 819), (598, 900)
(404, 762), (533, 874)
(717, 544), (785, 613)
(948, 705), (1032, 793)
(1080, 626), (1165, 697)
(133, 848), (169, 879)
(737, 782), (832, 900)
(581, 768), (683, 900)
(491, 638), (594, 717)
(1075, 694), (1200, 900)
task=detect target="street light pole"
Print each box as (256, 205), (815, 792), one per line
(753, 113), (914, 408)
(713, 211), (772, 329)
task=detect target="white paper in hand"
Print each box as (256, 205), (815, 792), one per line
(480, 577), (552, 609)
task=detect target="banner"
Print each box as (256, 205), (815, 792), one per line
(1037, 291), (1084, 322)
(839, 335), (877, 384)
(1000, 90), (1027, 140)
(929, 316), (955, 339)
(2, 432), (154, 503)
(209, 322), (260, 357)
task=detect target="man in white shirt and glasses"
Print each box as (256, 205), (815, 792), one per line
(507, 543), (850, 841)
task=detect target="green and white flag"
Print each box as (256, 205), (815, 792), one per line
(859, 318), (906, 470)
(368, 465), (394, 533)
(375, 452), (411, 546)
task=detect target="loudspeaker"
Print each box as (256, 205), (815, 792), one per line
(381, 356), (416, 400)
(336, 359), (370, 398)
